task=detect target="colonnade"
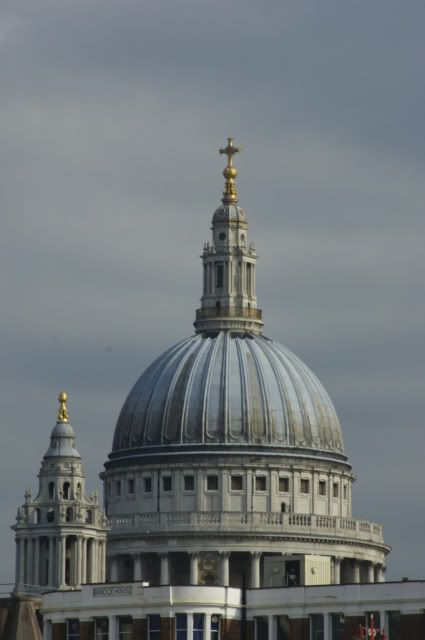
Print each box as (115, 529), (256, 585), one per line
(15, 534), (106, 590)
(108, 551), (385, 588)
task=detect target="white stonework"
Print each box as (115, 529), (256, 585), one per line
(12, 397), (109, 593)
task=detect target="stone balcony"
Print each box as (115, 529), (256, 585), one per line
(108, 511), (386, 546)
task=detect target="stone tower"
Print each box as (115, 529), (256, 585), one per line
(12, 392), (108, 593)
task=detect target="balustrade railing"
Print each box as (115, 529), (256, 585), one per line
(109, 511), (384, 543)
(195, 306), (262, 320)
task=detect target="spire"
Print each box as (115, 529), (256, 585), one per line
(219, 137), (241, 204)
(57, 391), (69, 423)
(193, 138), (263, 336)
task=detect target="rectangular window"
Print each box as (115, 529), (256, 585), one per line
(343, 485), (348, 500)
(278, 477), (289, 493)
(176, 614), (187, 640)
(162, 476), (172, 492)
(184, 475), (195, 491)
(231, 475), (243, 491)
(319, 480), (327, 496)
(387, 611), (401, 640)
(149, 615), (161, 640)
(333, 483), (339, 498)
(193, 614), (204, 640)
(216, 264), (224, 288)
(118, 617), (133, 640)
(300, 479), (310, 493)
(115, 480), (121, 497)
(127, 478), (135, 495)
(280, 502), (286, 513)
(67, 619), (80, 640)
(207, 475), (218, 491)
(311, 614), (324, 640)
(143, 476), (152, 493)
(95, 618), (109, 640)
(210, 615), (220, 640)
(330, 614), (344, 640)
(255, 476), (266, 491)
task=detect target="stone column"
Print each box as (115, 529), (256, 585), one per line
(48, 537), (55, 587)
(375, 564), (385, 583)
(34, 537), (40, 586)
(220, 552), (230, 587)
(26, 538), (33, 585)
(352, 560), (360, 584)
(90, 540), (97, 582)
(81, 538), (87, 584)
(189, 552), (200, 585)
(15, 539), (22, 587)
(160, 553), (169, 585)
(133, 554), (142, 581)
(333, 557), (342, 584)
(59, 536), (66, 588)
(250, 552), (261, 588)
(323, 613), (330, 640)
(76, 536), (82, 587)
(267, 616), (274, 640)
(366, 561), (374, 583)
(110, 555), (119, 582)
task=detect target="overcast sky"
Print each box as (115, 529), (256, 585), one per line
(1, 0), (424, 585)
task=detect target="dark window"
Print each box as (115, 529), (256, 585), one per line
(66, 507), (73, 523)
(184, 475), (195, 491)
(319, 480), (327, 496)
(127, 478), (135, 495)
(276, 615), (289, 640)
(118, 616), (133, 640)
(255, 476), (266, 491)
(210, 615), (220, 640)
(330, 614), (344, 640)
(219, 232), (226, 241)
(207, 475), (218, 491)
(144, 477), (152, 493)
(95, 617), (109, 640)
(231, 475), (243, 491)
(280, 503), (286, 513)
(333, 483), (339, 498)
(63, 482), (70, 500)
(311, 614), (324, 640)
(216, 264), (224, 288)
(115, 480), (121, 497)
(343, 485), (348, 500)
(149, 615), (161, 640)
(47, 509), (55, 523)
(387, 611), (401, 640)
(48, 482), (55, 500)
(162, 476), (172, 492)
(300, 479), (310, 493)
(278, 477), (289, 493)
(193, 614), (204, 640)
(176, 614), (187, 640)
(67, 619), (80, 640)
(85, 510), (93, 524)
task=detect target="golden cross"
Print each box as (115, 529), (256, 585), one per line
(57, 391), (69, 423)
(219, 137), (241, 204)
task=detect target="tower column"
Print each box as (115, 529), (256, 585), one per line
(220, 552), (230, 587)
(133, 554), (142, 581)
(26, 538), (33, 585)
(34, 537), (40, 586)
(250, 552), (261, 588)
(160, 553), (169, 585)
(189, 552), (200, 585)
(366, 561), (374, 583)
(333, 557), (342, 584)
(48, 537), (55, 587)
(76, 535), (82, 587)
(81, 537), (87, 584)
(90, 539), (97, 582)
(59, 535), (66, 588)
(352, 560), (360, 584)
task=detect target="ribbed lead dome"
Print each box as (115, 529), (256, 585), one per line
(112, 332), (344, 455)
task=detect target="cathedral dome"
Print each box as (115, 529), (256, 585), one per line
(112, 331), (344, 458)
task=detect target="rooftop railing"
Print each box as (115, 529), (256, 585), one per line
(195, 306), (262, 321)
(108, 511), (385, 545)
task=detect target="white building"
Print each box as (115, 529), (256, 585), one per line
(8, 140), (425, 640)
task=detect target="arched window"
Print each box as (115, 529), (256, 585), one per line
(63, 482), (71, 500)
(66, 507), (73, 523)
(48, 482), (55, 500)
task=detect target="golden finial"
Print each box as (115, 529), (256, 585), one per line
(219, 137), (241, 204)
(57, 391), (69, 423)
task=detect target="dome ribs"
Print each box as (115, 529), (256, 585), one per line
(180, 336), (212, 443)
